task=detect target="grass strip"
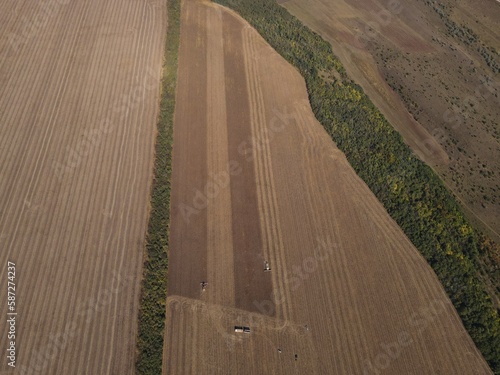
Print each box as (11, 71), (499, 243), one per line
(136, 0), (180, 373)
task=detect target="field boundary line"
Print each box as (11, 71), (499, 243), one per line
(135, 0), (180, 373)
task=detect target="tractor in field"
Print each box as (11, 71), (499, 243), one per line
(264, 261), (271, 272)
(200, 281), (208, 291)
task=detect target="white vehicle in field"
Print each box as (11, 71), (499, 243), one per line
(234, 326), (251, 333)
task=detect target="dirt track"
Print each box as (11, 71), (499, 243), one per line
(0, 0), (165, 373)
(164, 0), (492, 373)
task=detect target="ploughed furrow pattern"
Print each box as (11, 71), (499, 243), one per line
(255, 36), (490, 373)
(242, 24), (293, 322)
(222, 10), (271, 314)
(0, 0), (165, 373)
(164, 0), (492, 373)
(205, 4), (235, 308)
(164, 296), (315, 375)
(168, 0), (209, 301)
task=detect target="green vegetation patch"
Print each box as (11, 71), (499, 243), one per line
(136, 0), (180, 373)
(213, 0), (500, 372)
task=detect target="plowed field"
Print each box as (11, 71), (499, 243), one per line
(164, 1), (491, 373)
(0, 0), (166, 373)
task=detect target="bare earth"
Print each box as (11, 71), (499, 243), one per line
(164, 0), (492, 373)
(0, 0), (165, 373)
(282, 0), (500, 241)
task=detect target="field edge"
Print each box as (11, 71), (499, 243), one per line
(135, 0), (180, 373)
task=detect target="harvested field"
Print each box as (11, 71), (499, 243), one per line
(0, 0), (165, 373)
(164, 0), (492, 373)
(282, 0), (500, 239)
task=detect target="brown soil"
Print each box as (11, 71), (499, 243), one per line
(0, 0), (166, 373)
(164, 0), (492, 373)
